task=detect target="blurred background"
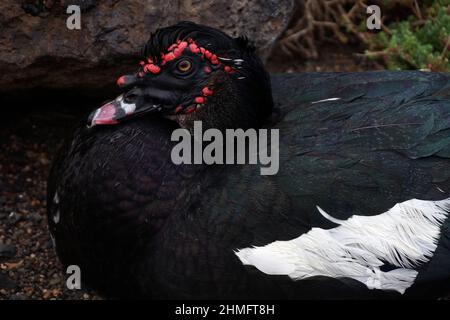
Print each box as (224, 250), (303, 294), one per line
(0, 0), (449, 300)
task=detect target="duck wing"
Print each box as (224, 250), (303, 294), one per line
(234, 72), (450, 297)
(271, 71), (450, 221)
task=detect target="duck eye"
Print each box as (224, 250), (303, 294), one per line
(177, 59), (192, 73)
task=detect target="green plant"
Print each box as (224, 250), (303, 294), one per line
(369, 2), (450, 71)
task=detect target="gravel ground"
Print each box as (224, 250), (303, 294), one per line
(0, 107), (102, 300)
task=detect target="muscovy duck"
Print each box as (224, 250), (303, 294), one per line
(47, 22), (450, 299)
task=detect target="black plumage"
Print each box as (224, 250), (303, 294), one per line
(47, 22), (450, 299)
(143, 21), (255, 64)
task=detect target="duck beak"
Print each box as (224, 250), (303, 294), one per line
(88, 73), (165, 128)
(87, 94), (161, 128)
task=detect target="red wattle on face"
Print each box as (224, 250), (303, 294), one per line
(116, 75), (140, 88)
(116, 76), (126, 87)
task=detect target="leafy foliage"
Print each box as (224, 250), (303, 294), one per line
(370, 1), (450, 71)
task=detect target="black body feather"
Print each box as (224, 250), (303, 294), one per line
(48, 70), (450, 299)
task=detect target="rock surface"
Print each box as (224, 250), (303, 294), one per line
(0, 0), (293, 94)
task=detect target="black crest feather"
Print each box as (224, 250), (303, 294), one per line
(142, 21), (255, 63)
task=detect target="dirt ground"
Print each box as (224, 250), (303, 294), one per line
(0, 45), (385, 300)
(0, 108), (103, 300)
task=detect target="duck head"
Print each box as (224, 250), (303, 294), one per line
(88, 21), (273, 130)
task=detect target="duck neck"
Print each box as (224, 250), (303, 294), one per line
(173, 74), (272, 131)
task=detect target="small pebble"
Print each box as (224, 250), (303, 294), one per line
(0, 273), (17, 289)
(0, 243), (17, 258)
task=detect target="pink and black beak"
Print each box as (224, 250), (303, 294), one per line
(87, 93), (162, 128)
(87, 74), (162, 128)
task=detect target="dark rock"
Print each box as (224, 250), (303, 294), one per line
(29, 212), (43, 222)
(0, 273), (17, 290)
(10, 293), (27, 300)
(7, 212), (23, 224)
(14, 229), (25, 237)
(49, 277), (61, 286)
(0, 0), (294, 95)
(0, 243), (17, 258)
